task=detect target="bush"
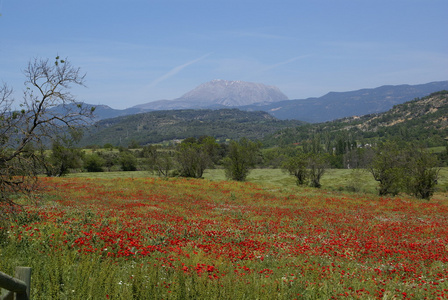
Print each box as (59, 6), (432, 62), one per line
(307, 153), (329, 188)
(119, 151), (138, 171)
(84, 154), (105, 172)
(404, 147), (440, 200)
(282, 153), (309, 185)
(175, 137), (218, 178)
(223, 138), (261, 181)
(368, 141), (405, 196)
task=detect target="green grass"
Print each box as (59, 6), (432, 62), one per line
(203, 168), (296, 187)
(438, 167), (448, 190)
(320, 168), (378, 193)
(204, 168), (392, 194)
(67, 170), (152, 179)
(67, 167), (448, 196)
(429, 146), (447, 153)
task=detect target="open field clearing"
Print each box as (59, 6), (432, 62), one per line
(66, 168), (448, 195)
(1, 173), (448, 299)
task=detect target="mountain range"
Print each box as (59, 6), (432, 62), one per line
(79, 90), (448, 147)
(241, 81), (448, 122)
(264, 90), (448, 147)
(88, 80), (448, 123)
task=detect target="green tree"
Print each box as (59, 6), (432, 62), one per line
(119, 151), (138, 171)
(368, 141), (405, 196)
(176, 139), (214, 178)
(154, 151), (175, 177)
(282, 152), (309, 185)
(307, 153), (328, 188)
(404, 146), (440, 200)
(128, 140), (140, 149)
(368, 141), (439, 199)
(198, 136), (220, 164)
(83, 153), (105, 172)
(142, 145), (175, 177)
(43, 140), (84, 176)
(223, 138), (261, 181)
(103, 143), (114, 151)
(98, 151), (119, 171)
(282, 151), (329, 188)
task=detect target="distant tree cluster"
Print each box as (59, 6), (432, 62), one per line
(57, 136), (260, 182)
(369, 141), (440, 200)
(143, 137), (261, 182)
(279, 138), (440, 199)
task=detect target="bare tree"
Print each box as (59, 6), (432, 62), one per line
(0, 56), (94, 206)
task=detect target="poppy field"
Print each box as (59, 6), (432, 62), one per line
(1, 176), (448, 299)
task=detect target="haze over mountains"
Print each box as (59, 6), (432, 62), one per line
(88, 80), (448, 123)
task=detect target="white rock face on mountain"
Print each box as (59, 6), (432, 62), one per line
(133, 80), (288, 110)
(178, 79), (289, 106)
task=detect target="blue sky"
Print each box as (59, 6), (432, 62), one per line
(1, 0), (447, 109)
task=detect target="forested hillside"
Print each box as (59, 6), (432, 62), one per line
(264, 91), (448, 147)
(79, 109), (304, 147)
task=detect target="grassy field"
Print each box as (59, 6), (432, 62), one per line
(67, 167), (448, 196)
(1, 168), (447, 299)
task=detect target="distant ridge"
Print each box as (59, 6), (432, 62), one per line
(240, 81), (448, 122)
(74, 80), (448, 122)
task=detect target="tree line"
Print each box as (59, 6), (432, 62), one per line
(39, 136), (262, 183)
(280, 140), (441, 200)
(41, 135), (442, 200)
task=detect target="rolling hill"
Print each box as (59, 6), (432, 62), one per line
(264, 90), (448, 147)
(78, 109), (304, 147)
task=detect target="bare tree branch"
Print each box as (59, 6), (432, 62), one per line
(1, 56), (94, 207)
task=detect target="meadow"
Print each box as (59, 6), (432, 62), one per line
(1, 169), (448, 299)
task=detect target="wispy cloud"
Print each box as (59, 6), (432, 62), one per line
(223, 30), (294, 41)
(261, 55), (312, 72)
(146, 53), (212, 89)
